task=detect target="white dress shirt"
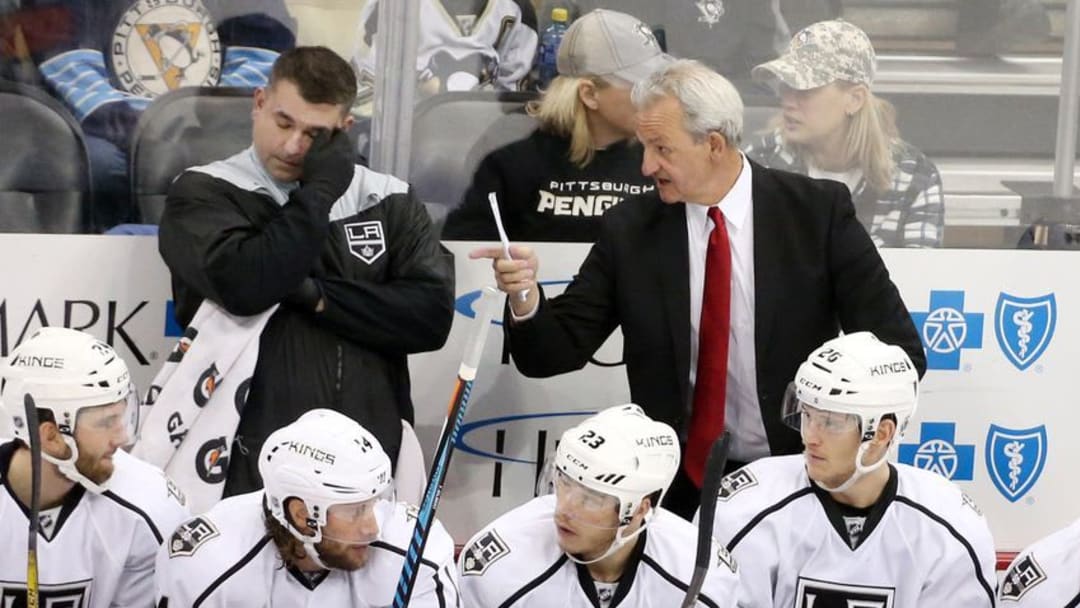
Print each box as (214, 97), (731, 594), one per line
(685, 154), (769, 462)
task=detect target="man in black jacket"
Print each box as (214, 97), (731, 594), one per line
(474, 59), (924, 518)
(158, 47), (455, 496)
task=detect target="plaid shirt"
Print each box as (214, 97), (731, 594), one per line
(745, 130), (944, 248)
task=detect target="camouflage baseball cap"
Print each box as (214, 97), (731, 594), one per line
(752, 20), (876, 91)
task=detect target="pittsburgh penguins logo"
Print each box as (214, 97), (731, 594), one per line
(195, 436), (229, 483)
(110, 0), (222, 98)
(193, 362), (221, 407)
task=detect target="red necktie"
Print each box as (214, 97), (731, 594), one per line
(685, 206), (732, 487)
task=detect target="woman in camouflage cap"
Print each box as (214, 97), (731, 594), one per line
(745, 19), (944, 249)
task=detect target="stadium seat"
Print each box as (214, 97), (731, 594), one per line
(409, 91), (539, 223)
(0, 80), (91, 233)
(130, 87), (255, 225)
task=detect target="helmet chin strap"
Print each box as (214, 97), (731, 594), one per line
(302, 540), (331, 570)
(565, 510), (654, 566)
(42, 435), (110, 494)
(812, 442), (888, 494)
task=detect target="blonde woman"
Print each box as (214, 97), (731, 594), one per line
(745, 20), (944, 248)
(443, 9), (670, 242)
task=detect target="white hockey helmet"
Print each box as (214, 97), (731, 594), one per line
(0, 327), (138, 493)
(260, 409), (393, 553)
(781, 332), (918, 490)
(554, 404), (679, 543)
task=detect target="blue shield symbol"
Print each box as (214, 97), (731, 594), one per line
(995, 293), (1056, 371)
(985, 424), (1047, 502)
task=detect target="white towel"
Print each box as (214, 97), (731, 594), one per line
(132, 301), (275, 513)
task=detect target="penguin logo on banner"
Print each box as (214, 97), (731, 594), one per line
(111, 0), (222, 97)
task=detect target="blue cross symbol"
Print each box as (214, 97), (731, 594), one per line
(899, 422), (975, 480)
(910, 290), (983, 370)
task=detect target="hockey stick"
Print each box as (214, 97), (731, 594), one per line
(23, 394), (41, 608)
(680, 432), (731, 608)
(393, 286), (501, 607)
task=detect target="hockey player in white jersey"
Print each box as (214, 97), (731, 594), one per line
(698, 332), (997, 608)
(0, 327), (189, 606)
(154, 408), (459, 607)
(458, 404), (741, 607)
(999, 517), (1080, 605)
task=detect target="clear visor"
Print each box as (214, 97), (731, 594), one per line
(317, 489), (392, 546)
(780, 382), (860, 437)
(74, 385), (140, 447)
(551, 468), (620, 528)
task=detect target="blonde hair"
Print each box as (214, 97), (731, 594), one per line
(776, 83), (898, 194)
(527, 75), (614, 168)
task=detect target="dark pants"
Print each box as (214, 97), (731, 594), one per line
(662, 458), (749, 521)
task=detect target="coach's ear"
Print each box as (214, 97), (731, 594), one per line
(39, 421), (72, 460)
(286, 498), (316, 537)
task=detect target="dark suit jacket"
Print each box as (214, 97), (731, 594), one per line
(506, 161), (927, 457)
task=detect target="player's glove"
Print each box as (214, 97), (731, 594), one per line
(297, 129), (356, 208)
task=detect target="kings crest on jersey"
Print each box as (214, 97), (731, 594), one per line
(110, 0), (223, 97)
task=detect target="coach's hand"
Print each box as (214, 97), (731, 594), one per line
(470, 245), (540, 318)
(299, 129), (355, 207)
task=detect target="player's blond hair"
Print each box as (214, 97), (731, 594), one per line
(527, 75), (615, 168)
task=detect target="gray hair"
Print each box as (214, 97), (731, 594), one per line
(631, 59), (744, 145)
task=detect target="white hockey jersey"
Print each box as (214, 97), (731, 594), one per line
(154, 491), (460, 607)
(0, 440), (189, 607)
(458, 494), (741, 607)
(355, 0), (538, 97)
(704, 455), (997, 608)
(999, 516), (1080, 605)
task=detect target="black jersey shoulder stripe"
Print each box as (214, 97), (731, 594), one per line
(893, 496), (995, 606)
(1066, 588), (1080, 608)
(371, 539), (441, 571)
(103, 489), (163, 543)
(639, 554), (720, 608)
(370, 537), (450, 606)
(433, 564), (447, 608)
(443, 563), (462, 607)
(726, 487), (814, 551)
(498, 555), (568, 608)
(193, 535), (272, 608)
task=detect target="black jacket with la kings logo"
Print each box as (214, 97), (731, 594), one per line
(159, 147), (455, 494)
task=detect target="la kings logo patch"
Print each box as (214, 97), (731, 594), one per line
(110, 0), (222, 98)
(169, 516), (220, 557)
(1000, 554), (1047, 601)
(1, 578), (91, 607)
(344, 221), (387, 265)
(795, 577), (895, 607)
(717, 468), (757, 501)
(460, 530), (510, 576)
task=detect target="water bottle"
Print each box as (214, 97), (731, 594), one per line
(537, 8), (569, 89)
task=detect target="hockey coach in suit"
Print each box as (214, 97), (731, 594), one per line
(474, 59), (925, 518)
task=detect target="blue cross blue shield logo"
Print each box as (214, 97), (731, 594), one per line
(911, 290), (984, 370)
(985, 424), (1047, 502)
(898, 422), (975, 480)
(994, 293), (1056, 371)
